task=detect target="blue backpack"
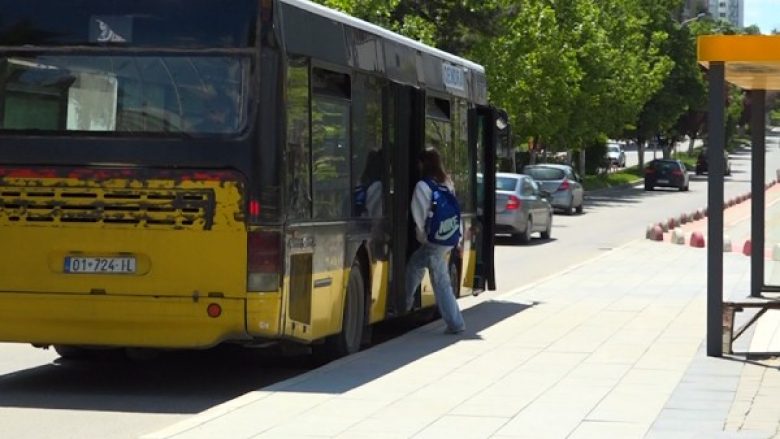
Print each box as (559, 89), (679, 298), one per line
(423, 178), (461, 247)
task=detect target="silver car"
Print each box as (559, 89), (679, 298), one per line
(606, 143), (626, 167)
(522, 164), (584, 215)
(495, 173), (553, 243)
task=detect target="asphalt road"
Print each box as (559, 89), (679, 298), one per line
(495, 135), (780, 293)
(0, 135), (778, 439)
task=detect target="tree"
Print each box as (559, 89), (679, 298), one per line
(633, 0), (705, 165)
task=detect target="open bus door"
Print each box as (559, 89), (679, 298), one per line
(470, 106), (506, 292)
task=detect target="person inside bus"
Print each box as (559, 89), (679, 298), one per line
(191, 89), (236, 133)
(405, 148), (465, 334)
(355, 149), (387, 260)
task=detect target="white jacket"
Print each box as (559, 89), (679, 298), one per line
(410, 178), (455, 245)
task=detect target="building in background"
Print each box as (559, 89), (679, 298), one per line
(708, 0), (744, 28)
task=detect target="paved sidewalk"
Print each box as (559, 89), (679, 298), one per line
(144, 238), (780, 439)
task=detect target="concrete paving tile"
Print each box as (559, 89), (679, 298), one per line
(620, 369), (684, 388)
(634, 354), (698, 372)
(585, 343), (651, 365)
(492, 402), (587, 438)
(664, 394), (734, 411)
(650, 417), (725, 433)
(302, 398), (390, 419)
(338, 415), (439, 437)
(656, 407), (732, 422)
(258, 415), (360, 437)
(587, 388), (670, 424)
(412, 415), (507, 439)
(567, 420), (647, 439)
(450, 394), (535, 418)
(535, 383), (612, 406)
(335, 431), (407, 439)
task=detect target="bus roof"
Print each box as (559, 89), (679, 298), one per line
(281, 0), (485, 74)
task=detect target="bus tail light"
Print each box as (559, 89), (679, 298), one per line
(247, 231), (281, 292)
(249, 199), (261, 218)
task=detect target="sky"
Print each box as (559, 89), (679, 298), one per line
(744, 0), (780, 33)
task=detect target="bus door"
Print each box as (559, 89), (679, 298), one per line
(468, 106), (499, 292)
(386, 84), (427, 315)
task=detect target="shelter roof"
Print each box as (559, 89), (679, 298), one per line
(698, 35), (780, 91)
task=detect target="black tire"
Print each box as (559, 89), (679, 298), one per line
(315, 262), (365, 361)
(564, 199), (574, 215)
(540, 214), (552, 239)
(645, 184), (653, 191)
(575, 202), (584, 214)
(518, 216), (532, 244)
(683, 184), (690, 192)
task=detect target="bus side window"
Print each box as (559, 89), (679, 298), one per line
(286, 58), (312, 220)
(311, 68), (351, 220)
(351, 74), (384, 218)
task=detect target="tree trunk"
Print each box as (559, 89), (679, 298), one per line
(529, 137), (539, 165)
(638, 137), (645, 170)
(579, 149), (586, 176)
(687, 135), (696, 155)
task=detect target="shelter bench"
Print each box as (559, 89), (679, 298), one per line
(723, 297), (780, 354)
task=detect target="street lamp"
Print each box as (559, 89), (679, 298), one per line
(680, 12), (707, 27)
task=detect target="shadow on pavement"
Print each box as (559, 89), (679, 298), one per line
(585, 186), (677, 209)
(274, 299), (534, 395)
(0, 345), (313, 414)
(495, 237), (558, 247)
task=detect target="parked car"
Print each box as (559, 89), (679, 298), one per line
(606, 142), (626, 168)
(495, 173), (553, 243)
(522, 164), (584, 215)
(644, 159), (689, 191)
(695, 148), (731, 176)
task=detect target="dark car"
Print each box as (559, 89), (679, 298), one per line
(695, 148), (731, 176)
(644, 159), (689, 191)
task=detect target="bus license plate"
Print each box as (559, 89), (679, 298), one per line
(65, 256), (137, 274)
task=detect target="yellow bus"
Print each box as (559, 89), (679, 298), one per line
(0, 0), (504, 359)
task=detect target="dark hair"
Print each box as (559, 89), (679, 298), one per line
(419, 148), (447, 183)
(361, 149), (384, 184)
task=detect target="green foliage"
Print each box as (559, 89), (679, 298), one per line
(581, 167), (644, 191)
(309, 0), (752, 176)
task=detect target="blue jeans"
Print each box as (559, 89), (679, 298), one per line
(405, 244), (465, 332)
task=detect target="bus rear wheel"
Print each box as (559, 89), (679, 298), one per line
(315, 261), (366, 361)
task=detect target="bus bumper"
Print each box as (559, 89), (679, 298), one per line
(0, 292), (251, 348)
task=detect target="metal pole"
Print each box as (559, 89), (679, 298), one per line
(751, 89), (766, 297)
(707, 62), (725, 357)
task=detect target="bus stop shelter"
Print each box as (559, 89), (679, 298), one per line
(698, 35), (780, 357)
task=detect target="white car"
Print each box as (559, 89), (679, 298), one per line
(606, 143), (626, 168)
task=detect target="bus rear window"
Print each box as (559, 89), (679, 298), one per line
(0, 55), (249, 135)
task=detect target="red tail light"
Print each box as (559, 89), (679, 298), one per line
(557, 179), (570, 192)
(247, 231), (281, 292)
(645, 168), (655, 174)
(249, 199), (261, 217)
(672, 169), (683, 176)
(506, 195), (522, 210)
